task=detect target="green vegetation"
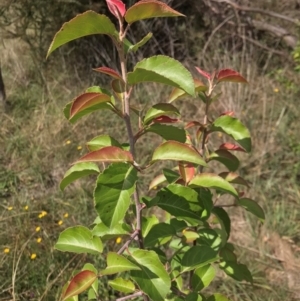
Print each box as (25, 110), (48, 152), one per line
(1, 0), (300, 300)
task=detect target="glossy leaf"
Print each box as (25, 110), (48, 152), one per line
(212, 207), (231, 238)
(101, 252), (140, 275)
(55, 226), (103, 255)
(62, 270), (97, 301)
(181, 246), (218, 270)
(186, 292), (205, 301)
(93, 67), (123, 80)
(208, 149), (240, 172)
(130, 249), (171, 301)
(168, 78), (207, 102)
(144, 223), (176, 247)
(219, 142), (246, 152)
(125, 0), (184, 24)
(94, 163), (137, 228)
(189, 173), (238, 197)
(207, 293), (230, 301)
(86, 135), (122, 151)
(108, 278), (135, 294)
(128, 55), (194, 96)
(106, 0), (126, 18)
(211, 115), (251, 153)
(83, 263), (98, 297)
(148, 173), (167, 190)
(92, 222), (131, 241)
(47, 12), (117, 57)
(238, 198), (265, 221)
(198, 228), (222, 251)
(144, 103), (180, 125)
(216, 69), (247, 84)
(142, 215), (159, 237)
(146, 124), (186, 143)
(219, 172), (250, 188)
(128, 32), (153, 52)
(192, 265), (216, 291)
(60, 162), (100, 191)
(163, 168), (180, 183)
(152, 141), (206, 166)
(156, 184), (204, 224)
(219, 261), (253, 283)
(76, 146), (133, 164)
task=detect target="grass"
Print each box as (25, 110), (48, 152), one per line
(1, 33), (300, 301)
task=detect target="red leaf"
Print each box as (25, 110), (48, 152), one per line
(93, 67), (123, 81)
(195, 67), (211, 80)
(63, 270), (97, 301)
(153, 116), (179, 124)
(217, 69), (248, 84)
(106, 0), (126, 18)
(70, 92), (111, 119)
(185, 121), (203, 129)
(219, 143), (246, 152)
(220, 111), (235, 117)
(76, 146), (133, 164)
(178, 162), (195, 184)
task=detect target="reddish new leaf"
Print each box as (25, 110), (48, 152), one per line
(76, 146), (133, 164)
(217, 69), (248, 84)
(125, 0), (184, 24)
(93, 67), (123, 81)
(220, 111), (235, 117)
(153, 116), (179, 124)
(185, 121), (203, 129)
(106, 0), (126, 18)
(195, 67), (211, 80)
(178, 162), (195, 184)
(63, 270), (97, 301)
(70, 92), (111, 119)
(219, 143), (246, 152)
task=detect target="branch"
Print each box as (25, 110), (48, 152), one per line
(116, 291), (143, 301)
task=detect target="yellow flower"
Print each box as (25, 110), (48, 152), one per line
(274, 88), (279, 93)
(4, 248), (10, 254)
(65, 140), (71, 145)
(116, 237), (122, 244)
(8, 206), (13, 211)
(24, 205), (29, 210)
(58, 220), (63, 226)
(36, 226), (41, 232)
(77, 145), (82, 150)
(38, 211), (47, 218)
(63, 213), (69, 218)
(30, 253), (37, 260)
(36, 237), (42, 243)
(218, 133), (223, 138)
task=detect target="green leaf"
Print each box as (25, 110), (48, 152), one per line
(55, 226), (103, 255)
(219, 244), (237, 262)
(207, 293), (231, 301)
(168, 78), (207, 102)
(170, 218), (187, 232)
(76, 146), (133, 164)
(94, 163), (137, 228)
(128, 55), (195, 96)
(238, 198), (265, 221)
(152, 141), (206, 166)
(144, 223), (176, 247)
(163, 168), (180, 183)
(192, 265), (216, 291)
(219, 261), (253, 283)
(208, 150), (239, 172)
(86, 135), (122, 151)
(210, 116), (251, 153)
(47, 11), (117, 57)
(198, 228), (222, 251)
(128, 32), (153, 53)
(62, 270), (97, 301)
(186, 292), (206, 301)
(130, 249), (171, 301)
(142, 215), (159, 237)
(60, 163), (99, 191)
(101, 252), (141, 275)
(92, 222), (131, 241)
(125, 1), (184, 24)
(149, 173), (167, 190)
(156, 184), (204, 224)
(212, 207), (231, 239)
(218, 172), (250, 188)
(144, 103), (180, 125)
(146, 124), (186, 143)
(189, 173), (238, 198)
(181, 246), (218, 271)
(82, 263), (98, 298)
(108, 278), (135, 294)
